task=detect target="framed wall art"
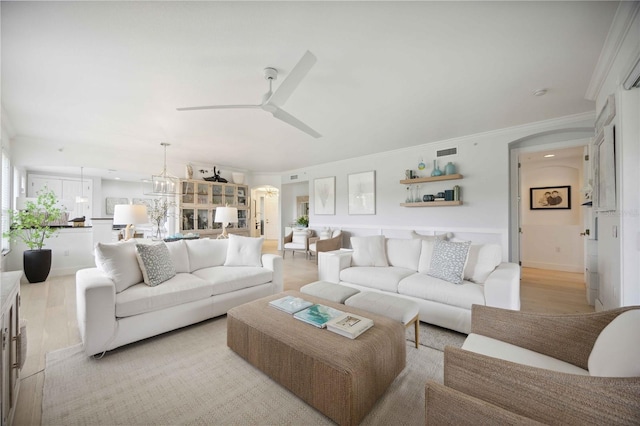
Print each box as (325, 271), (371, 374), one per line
(595, 124), (616, 211)
(529, 186), (571, 210)
(314, 176), (335, 215)
(348, 171), (376, 215)
(105, 197), (129, 215)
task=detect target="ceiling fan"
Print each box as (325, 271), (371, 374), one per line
(177, 51), (321, 138)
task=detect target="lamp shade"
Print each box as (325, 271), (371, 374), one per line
(214, 207), (238, 224)
(113, 204), (149, 225)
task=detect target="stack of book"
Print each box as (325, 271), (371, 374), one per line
(326, 313), (374, 339)
(269, 296), (374, 338)
(268, 295), (313, 314)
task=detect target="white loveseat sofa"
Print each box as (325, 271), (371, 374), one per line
(76, 235), (283, 356)
(318, 235), (520, 334)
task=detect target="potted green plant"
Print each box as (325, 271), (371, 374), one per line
(3, 188), (63, 283)
(296, 215), (309, 228)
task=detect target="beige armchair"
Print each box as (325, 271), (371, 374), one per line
(426, 305), (640, 425)
(308, 230), (342, 263)
(282, 229), (314, 258)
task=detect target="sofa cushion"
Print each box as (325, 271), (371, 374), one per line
(588, 309), (640, 377)
(340, 266), (414, 292)
(386, 238), (421, 270)
(192, 266), (273, 296)
(185, 238), (228, 272)
(417, 240), (437, 274)
(115, 273), (213, 317)
(165, 239), (190, 273)
(135, 243), (176, 287)
(462, 333), (589, 376)
(464, 244), (502, 284)
(350, 235), (388, 267)
(398, 273), (485, 310)
(411, 230), (451, 241)
(428, 240), (471, 284)
(224, 234), (263, 267)
(94, 241), (143, 293)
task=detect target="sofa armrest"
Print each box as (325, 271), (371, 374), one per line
(318, 250), (352, 283)
(261, 254), (283, 292)
(444, 346), (640, 425)
(425, 381), (543, 425)
(75, 268), (117, 356)
(483, 262), (520, 310)
(470, 305), (637, 369)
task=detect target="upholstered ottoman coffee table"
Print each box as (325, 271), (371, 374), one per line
(227, 290), (406, 426)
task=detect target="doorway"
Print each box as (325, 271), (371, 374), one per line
(251, 186), (279, 240)
(517, 145), (586, 273)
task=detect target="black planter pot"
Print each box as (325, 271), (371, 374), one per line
(23, 249), (52, 283)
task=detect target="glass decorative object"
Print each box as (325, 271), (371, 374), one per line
(406, 186), (412, 203)
(431, 160), (443, 177)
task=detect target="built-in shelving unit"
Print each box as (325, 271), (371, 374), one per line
(399, 174), (463, 207)
(178, 179), (250, 237)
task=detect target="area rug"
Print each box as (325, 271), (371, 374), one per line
(42, 318), (465, 425)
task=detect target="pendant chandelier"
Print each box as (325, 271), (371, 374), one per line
(75, 166), (89, 203)
(145, 142), (179, 196)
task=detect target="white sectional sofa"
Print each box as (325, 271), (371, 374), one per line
(76, 235), (283, 356)
(318, 235), (520, 334)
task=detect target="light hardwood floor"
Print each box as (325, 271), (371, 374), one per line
(12, 240), (592, 425)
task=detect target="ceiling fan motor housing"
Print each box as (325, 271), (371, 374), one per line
(263, 67), (278, 81)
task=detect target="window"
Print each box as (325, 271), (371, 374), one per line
(1, 150), (11, 253)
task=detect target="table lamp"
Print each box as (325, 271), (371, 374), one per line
(113, 204), (148, 240)
(214, 206), (238, 239)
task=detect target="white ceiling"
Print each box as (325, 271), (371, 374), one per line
(1, 1), (618, 179)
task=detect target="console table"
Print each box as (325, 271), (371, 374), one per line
(1, 271), (22, 426)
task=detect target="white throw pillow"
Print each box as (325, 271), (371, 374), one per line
(386, 238), (421, 270)
(428, 240), (471, 284)
(417, 240), (437, 274)
(165, 239), (190, 273)
(292, 229), (311, 244)
(331, 229), (342, 238)
(319, 228), (332, 240)
(463, 244), (502, 284)
(350, 235), (388, 267)
(224, 234), (264, 267)
(411, 231), (451, 241)
(135, 243), (176, 287)
(588, 309), (640, 377)
(94, 241), (143, 293)
(185, 238), (228, 272)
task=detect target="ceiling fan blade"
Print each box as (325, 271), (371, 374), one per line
(271, 107), (321, 138)
(267, 50), (317, 107)
(176, 105), (260, 112)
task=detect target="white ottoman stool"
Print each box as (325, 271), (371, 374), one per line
(346, 292), (420, 348)
(300, 281), (360, 304)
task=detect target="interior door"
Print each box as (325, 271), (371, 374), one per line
(264, 195), (279, 239)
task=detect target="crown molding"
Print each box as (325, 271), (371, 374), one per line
(585, 1), (640, 101)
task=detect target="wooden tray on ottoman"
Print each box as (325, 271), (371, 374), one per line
(227, 290), (406, 426)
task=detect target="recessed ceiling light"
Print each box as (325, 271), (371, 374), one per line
(114, 177), (121, 180)
(533, 88), (548, 97)
(544, 154), (555, 158)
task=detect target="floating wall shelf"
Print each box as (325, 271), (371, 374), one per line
(401, 201), (463, 207)
(399, 174), (463, 185)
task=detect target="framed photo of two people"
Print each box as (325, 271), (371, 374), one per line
(530, 186), (571, 210)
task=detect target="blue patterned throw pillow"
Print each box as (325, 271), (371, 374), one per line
(135, 243), (176, 287)
(428, 240), (472, 285)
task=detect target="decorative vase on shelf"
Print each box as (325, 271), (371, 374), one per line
(445, 162), (456, 175)
(431, 160), (443, 177)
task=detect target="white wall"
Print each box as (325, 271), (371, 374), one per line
(520, 156), (584, 272)
(279, 114), (594, 259)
